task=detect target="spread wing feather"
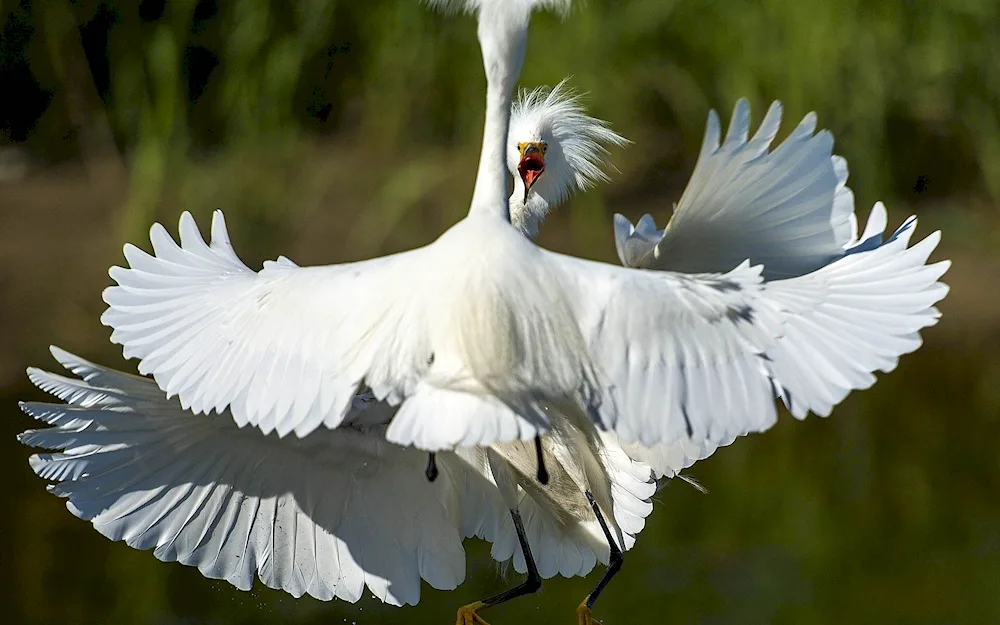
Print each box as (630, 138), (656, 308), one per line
(102, 211), (432, 439)
(19, 347), (500, 606)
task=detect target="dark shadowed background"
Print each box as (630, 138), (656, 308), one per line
(1, 0), (998, 623)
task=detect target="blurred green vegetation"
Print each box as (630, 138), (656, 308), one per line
(1, 0), (999, 624)
(3, 0), (1000, 239)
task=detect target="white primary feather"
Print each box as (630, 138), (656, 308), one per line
(620, 436), (732, 481)
(601, 204), (948, 473)
(19, 347), (516, 606)
(615, 99), (856, 279)
(761, 203), (950, 418)
(614, 213), (665, 272)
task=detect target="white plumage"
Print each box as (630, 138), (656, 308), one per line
(105, 0), (882, 456)
(614, 98), (856, 279)
(505, 88), (948, 476)
(19, 346), (656, 603)
(21, 348), (474, 606)
(107, 188), (945, 451)
(100, 32), (949, 457)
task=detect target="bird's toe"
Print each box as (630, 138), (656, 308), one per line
(576, 601), (602, 625)
(456, 601), (490, 625)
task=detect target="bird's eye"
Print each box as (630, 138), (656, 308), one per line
(541, 144), (548, 154)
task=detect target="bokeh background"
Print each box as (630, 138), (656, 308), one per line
(2, 0), (999, 623)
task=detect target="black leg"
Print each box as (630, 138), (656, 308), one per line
(481, 508), (542, 606)
(425, 452), (438, 482)
(577, 491), (623, 623)
(456, 508), (541, 624)
(534, 436), (549, 485)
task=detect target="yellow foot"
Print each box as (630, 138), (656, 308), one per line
(577, 602), (602, 625)
(456, 600), (491, 625)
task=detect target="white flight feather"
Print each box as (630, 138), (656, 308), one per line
(614, 99), (857, 279)
(19, 347), (507, 606)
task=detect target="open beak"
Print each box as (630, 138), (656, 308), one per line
(517, 142), (546, 203)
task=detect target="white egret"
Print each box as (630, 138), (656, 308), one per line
(20, 73), (949, 625)
(24, 2), (952, 625)
(100, 0), (946, 469)
(20, 83), (946, 623)
(97, 0), (949, 620)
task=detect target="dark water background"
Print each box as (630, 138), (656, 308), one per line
(2, 1), (999, 622)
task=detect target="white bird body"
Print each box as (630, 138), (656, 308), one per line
(95, 50), (950, 618)
(20, 84), (950, 617)
(383, 214), (607, 451)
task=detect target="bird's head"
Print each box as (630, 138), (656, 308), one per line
(507, 79), (630, 238)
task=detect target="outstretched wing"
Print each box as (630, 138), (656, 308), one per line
(548, 206), (948, 446)
(548, 252), (785, 447)
(19, 347), (494, 606)
(615, 99), (856, 279)
(761, 205), (950, 417)
(102, 211), (432, 439)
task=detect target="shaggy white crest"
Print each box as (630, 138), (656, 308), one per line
(508, 79), (631, 237)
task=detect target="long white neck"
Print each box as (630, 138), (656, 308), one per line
(468, 7), (528, 220)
